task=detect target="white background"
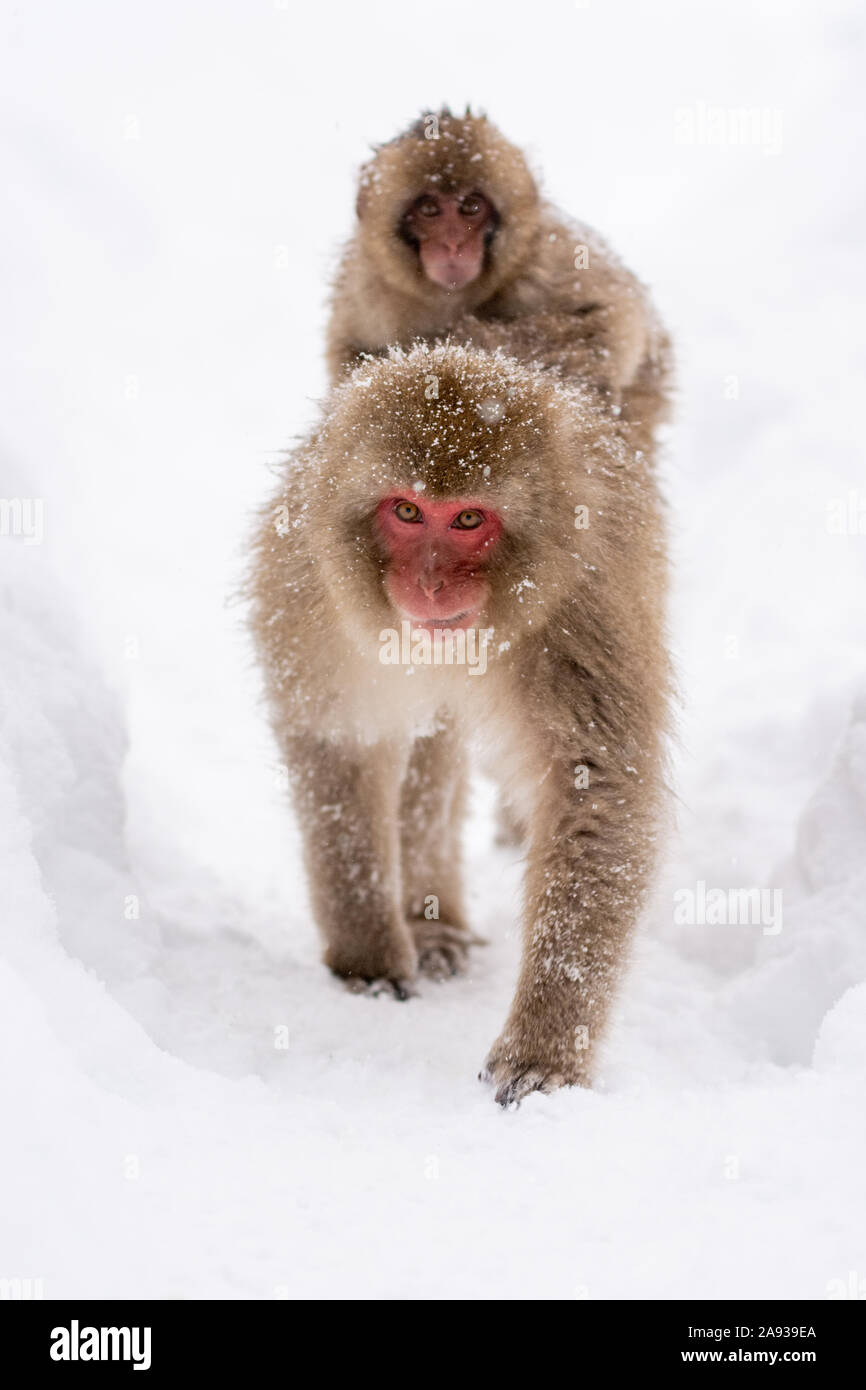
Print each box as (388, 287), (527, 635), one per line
(1, 0), (865, 1297)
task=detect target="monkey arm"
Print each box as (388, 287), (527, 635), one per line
(324, 324), (366, 382)
(485, 760), (662, 1106)
(284, 732), (417, 994)
(484, 649), (667, 1107)
(447, 309), (618, 394)
(463, 209), (667, 404)
(327, 340), (388, 381)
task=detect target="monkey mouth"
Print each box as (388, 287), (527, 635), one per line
(404, 610), (476, 633)
(428, 262), (479, 291)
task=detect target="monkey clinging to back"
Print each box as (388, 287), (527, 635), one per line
(250, 344), (670, 1105)
(327, 108), (671, 433)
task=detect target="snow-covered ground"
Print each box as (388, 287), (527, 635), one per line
(1, 0), (865, 1298)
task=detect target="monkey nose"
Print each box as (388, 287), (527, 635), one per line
(419, 577), (445, 598)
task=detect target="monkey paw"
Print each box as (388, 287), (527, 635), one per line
(481, 1044), (585, 1108)
(325, 939), (418, 1000)
(343, 975), (418, 1001)
(410, 920), (485, 982)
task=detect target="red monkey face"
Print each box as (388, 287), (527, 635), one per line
(375, 494), (503, 631)
(403, 191), (495, 290)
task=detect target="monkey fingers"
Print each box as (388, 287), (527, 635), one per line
(480, 1051), (579, 1109)
(325, 930), (418, 1002)
(343, 975), (418, 1001)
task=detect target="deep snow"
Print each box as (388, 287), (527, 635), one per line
(1, 0), (865, 1298)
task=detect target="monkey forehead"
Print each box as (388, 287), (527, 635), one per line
(325, 345), (567, 492)
(359, 110), (538, 224)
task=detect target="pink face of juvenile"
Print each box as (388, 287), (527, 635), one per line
(403, 191), (494, 290)
(375, 495), (503, 631)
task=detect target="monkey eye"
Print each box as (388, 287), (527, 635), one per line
(394, 500), (423, 523)
(459, 194), (485, 217)
(452, 509), (484, 530)
(416, 196), (440, 218)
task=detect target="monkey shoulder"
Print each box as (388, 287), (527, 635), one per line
(535, 208), (633, 287)
(485, 207), (645, 336)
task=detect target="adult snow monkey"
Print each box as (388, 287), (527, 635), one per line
(249, 343), (671, 1106)
(326, 107), (672, 435)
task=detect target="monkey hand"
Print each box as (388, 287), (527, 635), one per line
(326, 935), (418, 1001)
(343, 975), (418, 1001)
(410, 919), (486, 982)
(481, 1030), (589, 1108)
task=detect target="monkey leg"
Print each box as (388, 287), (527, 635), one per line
(483, 759), (659, 1105)
(286, 734), (417, 996)
(399, 723), (481, 981)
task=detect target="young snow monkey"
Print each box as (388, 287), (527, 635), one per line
(250, 344), (670, 1105)
(327, 107), (672, 434)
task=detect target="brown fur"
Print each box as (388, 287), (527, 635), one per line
(326, 108), (672, 434)
(249, 343), (670, 1105)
